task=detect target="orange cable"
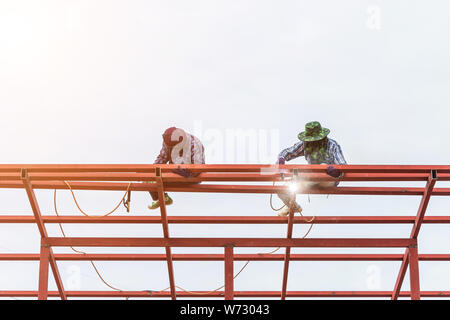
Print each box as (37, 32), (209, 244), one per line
(53, 187), (129, 291)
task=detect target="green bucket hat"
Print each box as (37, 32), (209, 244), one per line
(298, 121), (330, 142)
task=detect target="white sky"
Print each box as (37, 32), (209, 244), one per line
(0, 0), (450, 299)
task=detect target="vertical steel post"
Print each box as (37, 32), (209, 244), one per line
(392, 171), (436, 300)
(21, 169), (66, 300)
(281, 191), (296, 300)
(224, 246), (234, 300)
(409, 244), (420, 300)
(38, 241), (50, 300)
(155, 167), (177, 300)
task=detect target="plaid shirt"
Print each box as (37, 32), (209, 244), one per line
(279, 138), (347, 165)
(155, 131), (205, 165)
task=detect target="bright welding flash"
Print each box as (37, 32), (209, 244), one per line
(288, 181), (298, 194)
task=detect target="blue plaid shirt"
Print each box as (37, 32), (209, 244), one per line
(279, 138), (347, 165)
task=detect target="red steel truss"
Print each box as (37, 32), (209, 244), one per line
(0, 164), (449, 300)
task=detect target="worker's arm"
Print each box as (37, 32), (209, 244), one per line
(326, 140), (347, 179)
(332, 142), (347, 165)
(154, 143), (170, 164)
(278, 141), (305, 163)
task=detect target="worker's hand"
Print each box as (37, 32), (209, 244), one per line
(326, 166), (341, 178)
(172, 166), (191, 178)
(277, 157), (286, 165)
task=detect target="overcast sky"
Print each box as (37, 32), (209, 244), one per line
(0, 0), (450, 299)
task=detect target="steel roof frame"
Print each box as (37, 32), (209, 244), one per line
(0, 164), (448, 300)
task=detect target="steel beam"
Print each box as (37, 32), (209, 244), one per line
(281, 195), (296, 300)
(224, 246), (234, 300)
(2, 215), (450, 224)
(409, 245), (421, 300)
(2, 180), (450, 196)
(1, 164), (450, 173)
(391, 250), (409, 300)
(4, 172), (450, 182)
(155, 168), (176, 300)
(21, 169), (66, 300)
(42, 237), (414, 248)
(410, 172), (438, 239)
(392, 172), (437, 300)
(1, 253), (450, 261)
(38, 241), (50, 300)
(1, 290), (450, 298)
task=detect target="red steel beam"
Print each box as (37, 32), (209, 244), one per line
(155, 168), (176, 300)
(1, 253), (450, 261)
(392, 173), (437, 300)
(403, 172), (437, 301)
(2, 215), (450, 224)
(224, 246), (234, 300)
(1, 290), (450, 298)
(1, 164), (450, 173)
(410, 172), (438, 239)
(171, 172), (450, 182)
(3, 172), (450, 182)
(281, 195), (296, 300)
(42, 237), (414, 248)
(409, 245), (421, 300)
(2, 180), (450, 196)
(392, 251), (409, 300)
(164, 184), (443, 196)
(21, 170), (66, 300)
(38, 241), (50, 300)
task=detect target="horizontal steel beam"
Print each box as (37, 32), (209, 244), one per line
(1, 290), (449, 298)
(42, 237), (414, 248)
(1, 180), (450, 196)
(1, 253), (449, 262)
(1, 172), (450, 182)
(1, 215), (450, 224)
(1, 164), (450, 173)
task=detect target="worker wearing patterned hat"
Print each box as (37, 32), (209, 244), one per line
(276, 121), (347, 217)
(148, 127), (205, 210)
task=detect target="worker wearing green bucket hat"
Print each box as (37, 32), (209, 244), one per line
(275, 121), (347, 217)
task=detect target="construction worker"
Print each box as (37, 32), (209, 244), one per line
(276, 121), (347, 217)
(148, 127), (205, 210)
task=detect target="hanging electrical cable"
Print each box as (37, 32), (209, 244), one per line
(54, 178), (314, 296)
(53, 187), (125, 291)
